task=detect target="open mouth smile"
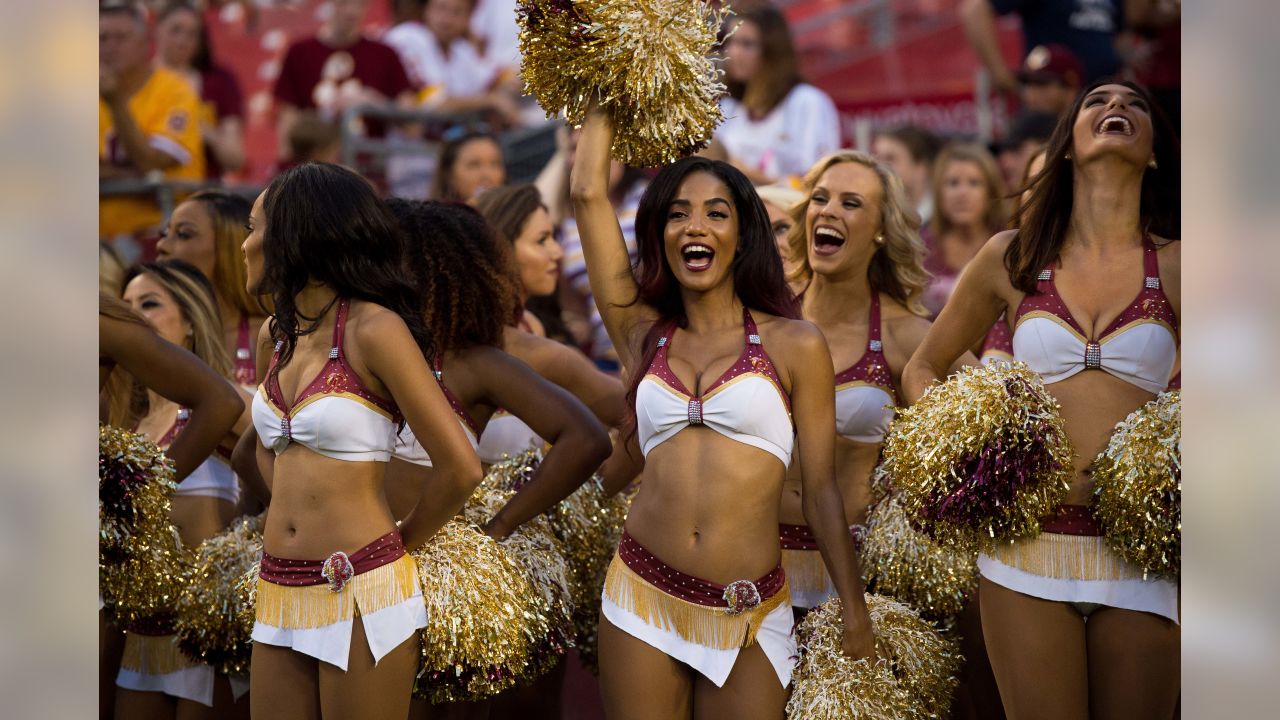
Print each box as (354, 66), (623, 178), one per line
(813, 225), (846, 256)
(680, 242), (715, 272)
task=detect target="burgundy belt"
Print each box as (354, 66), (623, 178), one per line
(618, 530), (786, 614)
(778, 522), (867, 551)
(1041, 504), (1102, 536)
(259, 529), (406, 592)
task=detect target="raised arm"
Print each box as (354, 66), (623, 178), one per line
(785, 322), (874, 659)
(569, 104), (656, 369)
(959, 0), (1018, 94)
(505, 327), (626, 427)
(359, 311), (483, 549)
(471, 348), (612, 539)
(902, 232), (1016, 403)
(100, 315), (243, 481)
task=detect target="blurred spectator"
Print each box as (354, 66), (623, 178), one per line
(383, 0), (521, 127)
(995, 110), (1057, 194)
(272, 0), (413, 156)
(755, 182), (807, 296)
(429, 130), (506, 202)
(154, 1), (246, 179)
(469, 0), (521, 78)
(535, 125), (649, 365)
(960, 0), (1121, 93)
(715, 2), (839, 184)
(921, 143), (1007, 317)
(283, 112), (343, 168)
(1018, 43), (1083, 116)
(1122, 0), (1180, 134)
(872, 125), (941, 226)
(474, 184), (565, 339)
(100, 1), (204, 241)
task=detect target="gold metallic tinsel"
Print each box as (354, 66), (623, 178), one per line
(412, 520), (545, 703)
(1092, 390), (1180, 579)
(862, 488), (978, 621)
(788, 595), (962, 720)
(517, 0), (732, 167)
(463, 486), (576, 678)
(881, 361), (1073, 553)
(99, 425), (189, 624)
(482, 447), (633, 671)
(173, 514), (264, 674)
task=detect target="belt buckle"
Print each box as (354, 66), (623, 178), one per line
(321, 551), (355, 593)
(722, 579), (762, 615)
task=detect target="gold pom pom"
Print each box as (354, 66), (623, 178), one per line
(482, 448), (633, 671)
(99, 425), (190, 624)
(518, 0), (731, 167)
(1092, 390), (1180, 579)
(173, 514), (264, 675)
(882, 362), (1073, 553)
(412, 520), (545, 703)
(788, 595), (962, 719)
(862, 479), (978, 620)
(463, 486), (576, 680)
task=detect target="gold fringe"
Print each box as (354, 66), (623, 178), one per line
(989, 533), (1150, 582)
(255, 554), (419, 630)
(120, 633), (201, 675)
(780, 548), (832, 597)
(603, 554), (788, 650)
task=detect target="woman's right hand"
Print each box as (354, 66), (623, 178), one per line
(840, 604), (877, 661)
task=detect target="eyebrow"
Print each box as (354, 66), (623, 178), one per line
(812, 186), (864, 200)
(670, 197), (731, 208)
(1085, 88), (1141, 101)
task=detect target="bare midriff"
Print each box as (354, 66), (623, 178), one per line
(1049, 371), (1159, 505)
(263, 445), (397, 560)
(624, 428), (786, 585)
(170, 495), (237, 549)
(779, 437), (880, 529)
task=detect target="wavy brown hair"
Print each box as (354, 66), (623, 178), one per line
(1007, 79), (1180, 292)
(930, 143), (1007, 238)
(786, 150), (930, 316)
(386, 198), (520, 353)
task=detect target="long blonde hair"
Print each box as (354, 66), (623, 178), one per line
(123, 260), (234, 381)
(786, 150), (930, 316)
(99, 293), (149, 428)
(185, 190), (269, 317)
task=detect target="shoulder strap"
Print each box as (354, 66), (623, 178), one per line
(330, 298), (349, 357)
(867, 293), (883, 352)
(1142, 233), (1162, 288)
(743, 307), (761, 345)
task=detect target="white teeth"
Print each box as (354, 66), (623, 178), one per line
(1099, 115), (1131, 134)
(815, 227), (844, 239)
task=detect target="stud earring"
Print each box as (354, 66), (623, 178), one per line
(874, 234), (885, 245)
(1148, 155), (1158, 169)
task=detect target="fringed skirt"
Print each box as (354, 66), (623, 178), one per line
(977, 505), (1179, 623)
(778, 523), (866, 610)
(600, 531), (796, 688)
(251, 530), (428, 670)
(116, 618), (215, 706)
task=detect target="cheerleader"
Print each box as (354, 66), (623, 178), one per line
(475, 184), (627, 465)
(775, 149), (976, 602)
(156, 190), (269, 391)
(572, 105), (872, 718)
(903, 80), (1180, 720)
(98, 293), (242, 715)
(115, 260), (253, 717)
(243, 163), (481, 720)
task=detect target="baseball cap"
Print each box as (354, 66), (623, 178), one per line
(1018, 44), (1084, 86)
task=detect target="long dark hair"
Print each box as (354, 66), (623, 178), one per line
(158, 1), (214, 73)
(623, 156), (798, 431)
(1006, 79), (1180, 292)
(430, 131), (503, 202)
(259, 163), (432, 377)
(386, 197), (520, 354)
(725, 3), (803, 114)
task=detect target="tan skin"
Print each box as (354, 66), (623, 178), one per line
(98, 309), (244, 720)
(157, 200), (269, 370)
(778, 162), (974, 531)
(934, 159), (996, 274)
(903, 85), (1181, 720)
(123, 273), (252, 548)
(240, 191), (483, 720)
(572, 106), (873, 719)
(511, 205), (563, 336)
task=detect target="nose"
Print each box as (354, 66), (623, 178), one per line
(547, 238), (564, 262)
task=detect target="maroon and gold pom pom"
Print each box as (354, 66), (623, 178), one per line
(882, 362), (1073, 553)
(174, 514), (264, 675)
